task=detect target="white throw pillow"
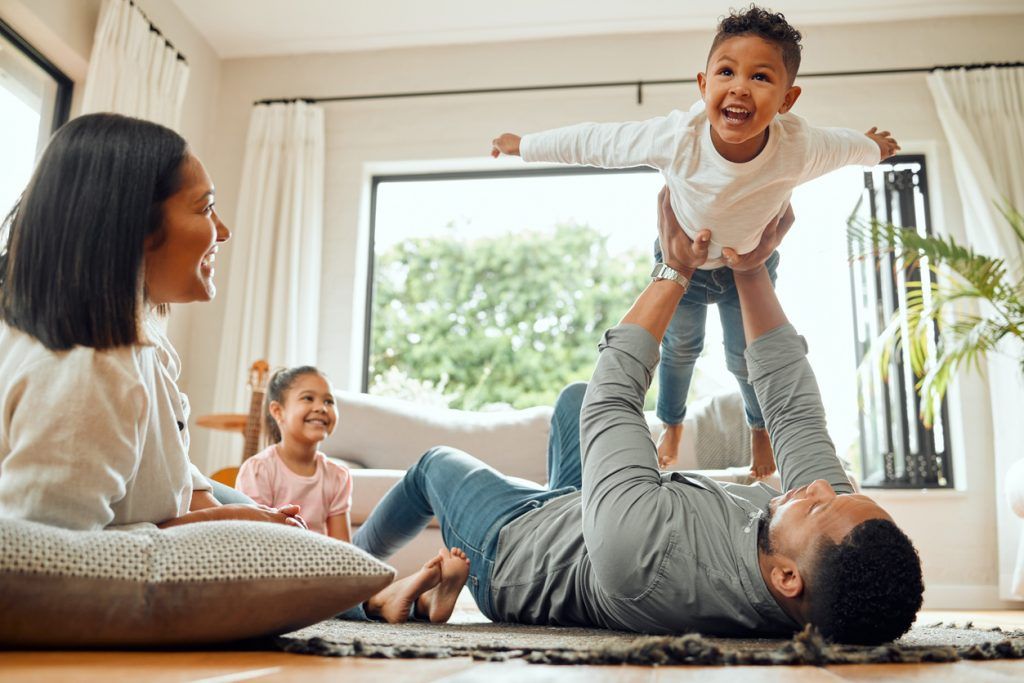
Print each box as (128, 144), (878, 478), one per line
(0, 517), (394, 646)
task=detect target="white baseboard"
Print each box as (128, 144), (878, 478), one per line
(923, 583), (1024, 610)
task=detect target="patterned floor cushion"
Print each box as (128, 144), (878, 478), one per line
(0, 517), (394, 646)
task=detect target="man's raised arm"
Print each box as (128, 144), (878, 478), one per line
(577, 190), (710, 595)
(726, 248), (854, 494)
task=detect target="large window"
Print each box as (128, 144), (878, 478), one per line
(365, 168), (664, 411)
(365, 161), (926, 484)
(0, 19), (71, 216)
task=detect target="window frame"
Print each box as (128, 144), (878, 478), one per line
(0, 18), (73, 136)
(362, 166), (657, 393)
(849, 153), (954, 489)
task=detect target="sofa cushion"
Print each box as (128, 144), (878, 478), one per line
(324, 390), (554, 484)
(0, 517), (394, 647)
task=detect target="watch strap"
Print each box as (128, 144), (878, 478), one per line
(650, 262), (690, 291)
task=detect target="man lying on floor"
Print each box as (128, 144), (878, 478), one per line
(352, 189), (924, 644)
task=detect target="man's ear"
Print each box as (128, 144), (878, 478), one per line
(769, 555), (805, 599)
(778, 85), (802, 114)
(697, 72), (708, 99)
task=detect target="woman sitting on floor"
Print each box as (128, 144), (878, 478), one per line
(0, 112), (465, 623)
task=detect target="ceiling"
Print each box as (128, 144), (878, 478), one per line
(170, 0), (1024, 59)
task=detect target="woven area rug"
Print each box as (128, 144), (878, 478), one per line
(275, 617), (1024, 666)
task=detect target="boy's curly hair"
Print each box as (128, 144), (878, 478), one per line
(709, 5), (803, 83)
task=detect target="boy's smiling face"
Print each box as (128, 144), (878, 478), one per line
(698, 35), (802, 162)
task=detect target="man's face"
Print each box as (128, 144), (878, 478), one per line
(698, 35), (800, 149)
(766, 479), (890, 561)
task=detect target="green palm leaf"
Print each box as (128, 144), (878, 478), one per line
(848, 201), (1024, 425)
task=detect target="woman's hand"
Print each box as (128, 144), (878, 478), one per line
(657, 187), (710, 276)
(235, 503), (308, 529)
(721, 203), (794, 274)
(159, 503), (308, 529)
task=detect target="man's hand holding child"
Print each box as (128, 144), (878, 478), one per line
(657, 187), (710, 276)
(722, 203), (795, 273)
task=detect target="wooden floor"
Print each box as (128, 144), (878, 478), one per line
(3, 608), (1023, 682)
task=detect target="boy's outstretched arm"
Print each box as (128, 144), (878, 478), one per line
(494, 114), (682, 169)
(864, 126), (901, 160)
(491, 133), (521, 157)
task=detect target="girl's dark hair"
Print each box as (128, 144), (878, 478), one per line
(264, 365), (327, 444)
(0, 113), (189, 350)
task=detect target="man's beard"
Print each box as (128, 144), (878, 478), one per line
(757, 504), (775, 555)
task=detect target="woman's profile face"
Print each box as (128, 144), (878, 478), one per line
(144, 154), (230, 305)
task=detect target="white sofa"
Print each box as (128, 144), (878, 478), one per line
(321, 389), (773, 576)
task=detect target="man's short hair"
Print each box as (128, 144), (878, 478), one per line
(708, 5), (803, 84)
(808, 519), (924, 644)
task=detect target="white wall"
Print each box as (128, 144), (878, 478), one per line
(193, 13), (1024, 608)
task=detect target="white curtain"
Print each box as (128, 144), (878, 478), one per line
(927, 66), (1024, 600)
(81, 0), (189, 129)
(207, 102), (326, 474)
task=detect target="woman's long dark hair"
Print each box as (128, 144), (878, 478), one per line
(0, 113), (188, 350)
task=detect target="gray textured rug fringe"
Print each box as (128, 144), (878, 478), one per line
(274, 621), (1024, 666)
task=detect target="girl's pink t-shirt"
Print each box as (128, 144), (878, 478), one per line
(235, 445), (352, 535)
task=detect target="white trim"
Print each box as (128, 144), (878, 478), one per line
(872, 489), (969, 502)
(923, 583), (1024, 610)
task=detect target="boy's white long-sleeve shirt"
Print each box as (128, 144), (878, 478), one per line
(520, 101), (880, 268)
(0, 318), (210, 530)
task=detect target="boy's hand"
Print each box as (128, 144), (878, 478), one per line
(865, 126), (900, 160)
(491, 133), (521, 158)
(657, 187), (709, 275)
(722, 203), (795, 272)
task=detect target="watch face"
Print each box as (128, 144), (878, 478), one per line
(652, 263), (688, 288)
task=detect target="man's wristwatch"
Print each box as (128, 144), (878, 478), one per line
(651, 262), (690, 291)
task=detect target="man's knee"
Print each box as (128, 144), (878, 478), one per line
(414, 445), (459, 475)
(556, 382), (587, 410)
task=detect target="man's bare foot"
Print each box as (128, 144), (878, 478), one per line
(365, 555), (442, 623)
(416, 547), (471, 623)
(657, 423), (683, 469)
(750, 427), (776, 479)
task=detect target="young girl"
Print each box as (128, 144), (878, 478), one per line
(236, 366), (352, 541)
(236, 365), (472, 623)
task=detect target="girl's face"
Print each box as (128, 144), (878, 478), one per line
(270, 373), (338, 446)
(144, 153), (230, 304)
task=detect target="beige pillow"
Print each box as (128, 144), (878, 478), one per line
(0, 517), (394, 646)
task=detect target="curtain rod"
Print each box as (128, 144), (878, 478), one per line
(254, 61), (1023, 106)
(127, 0), (188, 64)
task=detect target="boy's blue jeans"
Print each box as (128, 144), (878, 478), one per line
(653, 242), (780, 429)
(348, 382), (587, 620)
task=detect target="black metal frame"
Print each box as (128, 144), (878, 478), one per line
(849, 154), (954, 488)
(256, 62), (1024, 106)
(362, 166), (656, 392)
(0, 18), (72, 134)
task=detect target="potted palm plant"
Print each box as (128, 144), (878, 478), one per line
(847, 204), (1024, 426)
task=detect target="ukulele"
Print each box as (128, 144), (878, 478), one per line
(243, 360), (270, 462)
